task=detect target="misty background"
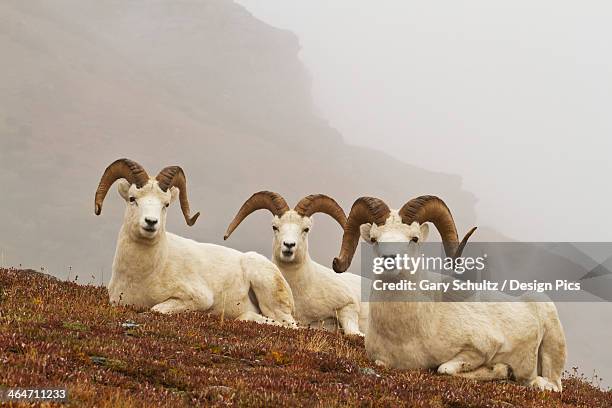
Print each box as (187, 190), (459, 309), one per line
(237, 0), (612, 242)
(0, 0), (610, 387)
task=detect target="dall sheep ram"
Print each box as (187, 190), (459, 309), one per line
(333, 195), (566, 391)
(224, 191), (367, 336)
(94, 159), (296, 326)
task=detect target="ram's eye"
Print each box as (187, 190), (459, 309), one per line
(272, 226), (279, 232)
(129, 197), (136, 203)
(303, 228), (310, 233)
(411, 237), (419, 243)
(165, 203), (169, 208)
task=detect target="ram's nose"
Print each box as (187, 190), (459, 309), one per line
(283, 241), (296, 249)
(145, 217), (159, 227)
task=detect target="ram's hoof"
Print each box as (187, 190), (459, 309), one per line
(437, 362), (461, 375)
(529, 376), (560, 392)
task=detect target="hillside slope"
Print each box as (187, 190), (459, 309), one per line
(1, 268), (610, 407)
(1, 0), (610, 389)
(0, 0), (476, 279)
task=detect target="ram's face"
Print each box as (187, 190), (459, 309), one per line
(272, 210), (312, 264)
(360, 211), (429, 258)
(118, 180), (178, 241)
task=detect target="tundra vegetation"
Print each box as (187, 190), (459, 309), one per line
(0, 268), (609, 407)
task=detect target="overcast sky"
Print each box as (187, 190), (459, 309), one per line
(236, 0), (612, 241)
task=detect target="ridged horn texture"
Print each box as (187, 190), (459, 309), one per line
(94, 158), (149, 216)
(333, 197), (390, 273)
(224, 191), (290, 240)
(155, 166), (200, 226)
(294, 194), (347, 228)
(398, 195), (477, 258)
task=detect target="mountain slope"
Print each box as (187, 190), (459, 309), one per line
(0, 0), (476, 278)
(1, 0), (609, 390)
(1, 268), (609, 407)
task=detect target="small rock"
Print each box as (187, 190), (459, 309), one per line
(121, 321), (140, 329)
(360, 367), (381, 377)
(90, 356), (107, 365)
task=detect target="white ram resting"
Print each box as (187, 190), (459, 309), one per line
(94, 159), (296, 326)
(332, 195), (566, 391)
(224, 191), (368, 336)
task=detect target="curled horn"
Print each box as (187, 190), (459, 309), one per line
(333, 197), (390, 273)
(398, 195), (476, 258)
(294, 194), (347, 228)
(224, 191), (290, 240)
(156, 166), (200, 226)
(94, 158), (149, 216)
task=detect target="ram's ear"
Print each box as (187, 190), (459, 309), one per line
(419, 223), (430, 242)
(360, 223), (374, 243)
(117, 180), (131, 201)
(169, 186), (180, 203)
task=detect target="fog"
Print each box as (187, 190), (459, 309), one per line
(1, 0), (610, 388)
(237, 0), (612, 242)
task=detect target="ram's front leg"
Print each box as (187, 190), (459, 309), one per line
(336, 304), (364, 336)
(241, 252), (297, 327)
(151, 298), (193, 314)
(437, 350), (487, 376)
